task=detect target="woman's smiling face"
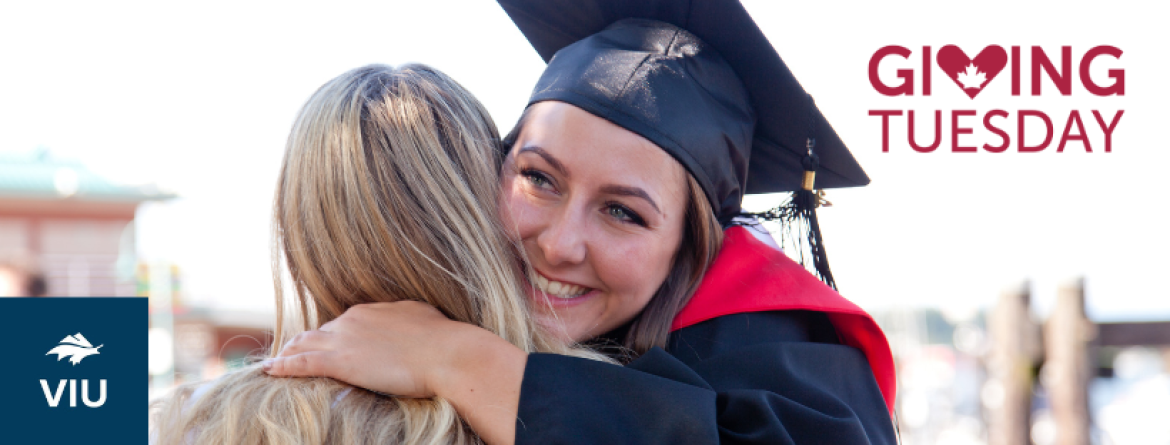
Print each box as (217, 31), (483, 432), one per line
(499, 101), (689, 342)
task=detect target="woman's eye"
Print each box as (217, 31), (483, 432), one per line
(521, 169), (554, 191)
(606, 203), (646, 226)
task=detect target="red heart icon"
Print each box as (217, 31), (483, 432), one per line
(936, 45), (1008, 99)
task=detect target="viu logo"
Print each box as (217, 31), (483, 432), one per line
(40, 333), (107, 408)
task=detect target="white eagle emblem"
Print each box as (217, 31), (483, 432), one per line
(46, 333), (103, 365)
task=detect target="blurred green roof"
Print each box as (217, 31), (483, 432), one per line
(0, 150), (175, 202)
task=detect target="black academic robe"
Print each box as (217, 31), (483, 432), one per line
(514, 227), (897, 444)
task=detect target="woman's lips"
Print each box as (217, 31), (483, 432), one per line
(528, 270), (591, 298)
(526, 270), (598, 307)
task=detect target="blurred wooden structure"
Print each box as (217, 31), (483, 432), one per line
(987, 283), (1042, 445)
(987, 278), (1170, 445)
(1044, 279), (1092, 445)
(1096, 321), (1170, 347)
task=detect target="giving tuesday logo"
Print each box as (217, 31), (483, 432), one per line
(868, 44), (1125, 154)
(46, 333), (104, 366)
(0, 298), (146, 445)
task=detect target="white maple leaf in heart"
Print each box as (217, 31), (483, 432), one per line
(46, 333), (103, 365)
(957, 63), (987, 89)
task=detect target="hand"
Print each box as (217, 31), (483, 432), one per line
(264, 301), (465, 398)
(262, 301), (527, 445)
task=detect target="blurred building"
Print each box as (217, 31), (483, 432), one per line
(145, 264), (275, 392)
(0, 150), (172, 296)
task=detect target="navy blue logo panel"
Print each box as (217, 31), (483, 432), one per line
(0, 297), (147, 444)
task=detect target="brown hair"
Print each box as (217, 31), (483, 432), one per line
(622, 175), (723, 354)
(502, 109), (725, 357)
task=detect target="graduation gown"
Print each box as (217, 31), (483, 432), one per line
(515, 227), (897, 444)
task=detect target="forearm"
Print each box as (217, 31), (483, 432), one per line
(262, 303), (529, 443)
(435, 328), (527, 445)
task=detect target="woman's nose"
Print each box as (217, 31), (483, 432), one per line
(535, 209), (587, 266)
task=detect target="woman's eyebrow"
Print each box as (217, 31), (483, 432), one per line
(518, 146), (569, 178)
(519, 145), (660, 214)
(599, 185), (661, 214)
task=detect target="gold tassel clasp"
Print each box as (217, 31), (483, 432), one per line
(815, 190), (832, 208)
(802, 171), (816, 191)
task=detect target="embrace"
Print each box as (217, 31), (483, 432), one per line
(151, 1), (897, 444)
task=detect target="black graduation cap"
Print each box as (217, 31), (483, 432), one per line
(497, 0), (870, 224)
(498, 0), (867, 288)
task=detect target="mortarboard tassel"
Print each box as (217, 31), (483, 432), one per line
(796, 149), (838, 291)
(738, 142), (837, 290)
(739, 93), (838, 290)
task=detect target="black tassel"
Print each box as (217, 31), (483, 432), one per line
(738, 140), (838, 291)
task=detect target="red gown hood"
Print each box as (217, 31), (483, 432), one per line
(672, 226), (897, 416)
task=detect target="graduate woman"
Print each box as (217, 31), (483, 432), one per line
(265, 1), (898, 443)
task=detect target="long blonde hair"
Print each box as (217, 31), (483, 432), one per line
(151, 64), (611, 445)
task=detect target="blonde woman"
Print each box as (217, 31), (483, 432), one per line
(150, 64), (610, 445)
